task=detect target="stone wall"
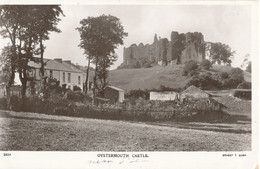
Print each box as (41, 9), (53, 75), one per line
(122, 31), (206, 67)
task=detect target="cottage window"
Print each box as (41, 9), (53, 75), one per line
(68, 73), (71, 83)
(78, 76), (81, 85)
(63, 72), (65, 82)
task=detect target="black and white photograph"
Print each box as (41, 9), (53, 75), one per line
(0, 1), (259, 169)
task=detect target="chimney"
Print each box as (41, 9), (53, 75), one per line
(54, 58), (62, 63)
(64, 60), (71, 64)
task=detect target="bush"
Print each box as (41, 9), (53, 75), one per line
(237, 81), (251, 89)
(233, 90), (251, 100)
(186, 72), (219, 90)
(229, 68), (244, 88)
(126, 89), (149, 100)
(64, 90), (85, 102)
(219, 72), (229, 79)
(183, 60), (199, 76)
(0, 97), (6, 110)
(200, 59), (212, 70)
(73, 85), (81, 92)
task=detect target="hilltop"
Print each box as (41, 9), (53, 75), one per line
(108, 64), (251, 91)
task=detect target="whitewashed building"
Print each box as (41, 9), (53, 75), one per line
(28, 58), (86, 90)
(150, 91), (178, 101)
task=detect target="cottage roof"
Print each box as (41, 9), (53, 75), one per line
(208, 98), (227, 108)
(150, 91), (177, 94)
(181, 85), (209, 95)
(28, 58), (83, 73)
(106, 85), (124, 92)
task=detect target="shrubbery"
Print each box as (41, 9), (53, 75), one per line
(182, 60), (199, 76)
(64, 90), (85, 102)
(200, 59), (212, 70)
(233, 90), (251, 100)
(186, 66), (247, 90)
(237, 81), (251, 89)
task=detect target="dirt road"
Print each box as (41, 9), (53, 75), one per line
(0, 110), (251, 151)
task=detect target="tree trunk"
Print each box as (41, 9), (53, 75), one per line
(92, 58), (98, 105)
(5, 85), (11, 110)
(84, 56), (91, 94)
(6, 28), (17, 110)
(40, 36), (44, 76)
(20, 76), (27, 111)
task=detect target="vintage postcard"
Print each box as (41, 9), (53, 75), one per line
(0, 0), (259, 169)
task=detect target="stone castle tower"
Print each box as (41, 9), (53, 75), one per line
(122, 31), (206, 66)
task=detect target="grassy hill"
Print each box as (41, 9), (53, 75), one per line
(107, 64), (251, 91)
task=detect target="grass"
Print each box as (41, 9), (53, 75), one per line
(108, 64), (251, 91)
(0, 110), (251, 151)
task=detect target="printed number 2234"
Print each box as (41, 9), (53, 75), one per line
(3, 153), (11, 156)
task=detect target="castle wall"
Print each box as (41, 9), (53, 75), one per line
(122, 31), (206, 67)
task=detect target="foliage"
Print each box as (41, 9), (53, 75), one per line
(186, 72), (219, 90)
(0, 5), (64, 110)
(73, 85), (82, 92)
(183, 60), (199, 76)
(237, 81), (251, 89)
(186, 67), (246, 90)
(64, 90), (85, 102)
(228, 68), (244, 87)
(76, 14), (128, 101)
(208, 42), (234, 65)
(200, 59), (212, 70)
(126, 89), (149, 100)
(233, 90), (251, 100)
(246, 62), (251, 73)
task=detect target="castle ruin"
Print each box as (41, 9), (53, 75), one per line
(122, 31), (206, 67)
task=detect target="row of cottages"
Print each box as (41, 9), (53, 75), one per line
(28, 58), (87, 91)
(150, 85), (226, 111)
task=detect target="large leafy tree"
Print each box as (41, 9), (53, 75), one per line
(0, 5), (64, 110)
(96, 53), (118, 94)
(209, 42), (235, 65)
(26, 6), (64, 98)
(0, 5), (23, 109)
(28, 5), (64, 77)
(77, 14), (128, 101)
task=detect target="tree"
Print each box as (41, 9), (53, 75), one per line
(77, 14), (128, 102)
(0, 46), (13, 85)
(0, 5), (23, 109)
(208, 42), (234, 65)
(27, 6), (64, 98)
(0, 5), (64, 110)
(28, 6), (64, 77)
(96, 53), (118, 94)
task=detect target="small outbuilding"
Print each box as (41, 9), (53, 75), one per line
(104, 85), (125, 103)
(180, 85), (210, 101)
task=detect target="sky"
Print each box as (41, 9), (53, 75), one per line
(0, 4), (257, 70)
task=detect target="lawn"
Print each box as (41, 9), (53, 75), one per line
(0, 110), (251, 151)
